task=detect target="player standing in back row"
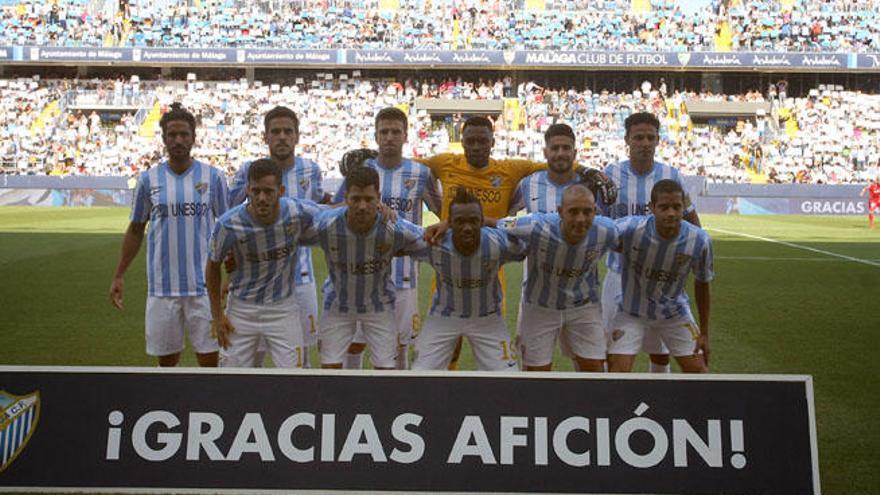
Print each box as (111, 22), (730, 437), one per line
(601, 112), (701, 373)
(110, 103), (228, 367)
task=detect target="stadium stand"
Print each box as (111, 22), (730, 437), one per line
(1, 0), (878, 52)
(1, 75), (878, 184)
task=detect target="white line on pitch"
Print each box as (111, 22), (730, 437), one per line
(716, 256), (880, 262)
(707, 227), (880, 268)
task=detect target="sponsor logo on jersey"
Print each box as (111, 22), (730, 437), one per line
(674, 253), (692, 265)
(0, 390), (40, 473)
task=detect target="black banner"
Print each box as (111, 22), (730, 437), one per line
(0, 367), (819, 494)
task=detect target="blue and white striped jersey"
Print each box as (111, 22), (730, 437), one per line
(509, 171), (580, 214)
(228, 157), (325, 285)
(311, 208), (425, 314)
(616, 216), (714, 320)
(411, 228), (525, 318)
(602, 160), (695, 273)
(333, 158), (441, 289)
(130, 160), (228, 297)
(208, 198), (322, 304)
(497, 212), (618, 309)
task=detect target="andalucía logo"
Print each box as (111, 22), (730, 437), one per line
(0, 390), (40, 473)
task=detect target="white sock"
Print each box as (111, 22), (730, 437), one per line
(344, 352), (364, 370)
(650, 361), (671, 373)
(302, 346), (312, 369)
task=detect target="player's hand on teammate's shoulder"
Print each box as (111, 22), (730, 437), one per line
(576, 165), (618, 206)
(424, 221), (448, 245)
(378, 202), (398, 223)
(109, 277), (124, 310)
(211, 316), (236, 350)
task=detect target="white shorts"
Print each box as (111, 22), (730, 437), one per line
(222, 295), (305, 368)
(413, 313), (518, 371)
(606, 311), (702, 357)
(517, 301), (606, 366)
(351, 287), (420, 347)
(145, 296), (217, 356)
(319, 310), (397, 368)
(602, 270), (669, 355)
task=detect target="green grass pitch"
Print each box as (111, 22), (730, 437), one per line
(0, 206), (878, 494)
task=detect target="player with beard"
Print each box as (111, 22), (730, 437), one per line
(310, 166), (425, 370)
(207, 160), (323, 368)
(335, 108), (441, 370)
(228, 106), (329, 367)
(110, 103), (228, 367)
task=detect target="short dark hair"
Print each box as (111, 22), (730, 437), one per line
(650, 179), (684, 203)
(375, 107), (408, 128)
(448, 187), (481, 218)
(263, 106), (299, 133)
(624, 112), (660, 136)
(544, 123), (576, 144)
(248, 158), (282, 186)
(345, 165), (380, 193)
(160, 103), (196, 134)
(461, 116), (493, 134)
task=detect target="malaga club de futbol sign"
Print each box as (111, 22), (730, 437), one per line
(0, 367), (819, 494)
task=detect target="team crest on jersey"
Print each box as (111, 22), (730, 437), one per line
(194, 182), (209, 194)
(298, 178), (310, 190)
(403, 178), (417, 190)
(674, 253), (692, 265)
(497, 218), (516, 230)
(483, 260), (497, 272)
(377, 243), (392, 255)
(0, 390), (40, 473)
(489, 175), (503, 188)
(284, 221), (299, 237)
(149, 186), (161, 200)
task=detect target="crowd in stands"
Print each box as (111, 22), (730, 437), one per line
(0, 0), (113, 46)
(2, 74), (879, 185)
(2, 0), (879, 53)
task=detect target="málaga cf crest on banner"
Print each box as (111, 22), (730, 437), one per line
(0, 390), (40, 473)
